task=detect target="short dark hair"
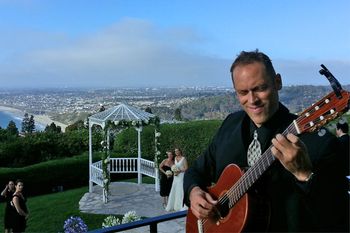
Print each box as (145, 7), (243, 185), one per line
(337, 122), (349, 133)
(230, 49), (276, 79)
(15, 179), (23, 185)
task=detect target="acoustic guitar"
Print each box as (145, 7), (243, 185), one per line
(186, 87), (350, 233)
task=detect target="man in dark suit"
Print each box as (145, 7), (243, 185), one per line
(336, 121), (349, 156)
(336, 121), (349, 178)
(184, 50), (349, 232)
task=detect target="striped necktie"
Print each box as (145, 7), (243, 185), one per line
(247, 130), (261, 166)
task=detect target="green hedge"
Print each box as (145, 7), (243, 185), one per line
(114, 120), (222, 166)
(0, 129), (104, 167)
(0, 152), (140, 197)
(0, 153), (90, 197)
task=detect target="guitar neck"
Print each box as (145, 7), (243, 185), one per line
(226, 123), (299, 208)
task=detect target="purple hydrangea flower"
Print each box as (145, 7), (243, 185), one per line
(63, 216), (88, 233)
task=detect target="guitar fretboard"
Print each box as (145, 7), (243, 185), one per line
(225, 123), (299, 208)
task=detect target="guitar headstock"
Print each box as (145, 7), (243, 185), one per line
(295, 90), (350, 134)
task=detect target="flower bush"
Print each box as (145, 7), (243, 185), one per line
(102, 211), (141, 228)
(102, 215), (121, 228)
(122, 211), (141, 223)
(63, 216), (88, 233)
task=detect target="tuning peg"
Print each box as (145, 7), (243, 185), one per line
(338, 117), (347, 124)
(328, 123), (336, 130)
(318, 128), (326, 137)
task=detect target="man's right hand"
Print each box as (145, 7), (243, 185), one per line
(189, 186), (217, 219)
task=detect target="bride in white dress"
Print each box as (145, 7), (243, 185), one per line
(165, 148), (188, 211)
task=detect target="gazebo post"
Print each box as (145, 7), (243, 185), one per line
(155, 169), (160, 191)
(136, 126), (143, 184)
(89, 122), (93, 193)
(102, 123), (109, 203)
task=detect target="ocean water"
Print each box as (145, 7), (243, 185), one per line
(0, 111), (44, 131)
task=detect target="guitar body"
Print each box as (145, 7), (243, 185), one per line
(186, 164), (249, 233)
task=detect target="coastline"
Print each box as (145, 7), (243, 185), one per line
(0, 105), (68, 132)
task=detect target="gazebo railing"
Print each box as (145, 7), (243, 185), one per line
(108, 158), (156, 177)
(140, 158), (156, 178)
(90, 157), (159, 193)
(91, 158), (157, 183)
(110, 158), (138, 173)
(91, 161), (103, 186)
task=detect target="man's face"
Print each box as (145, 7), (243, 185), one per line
(232, 62), (281, 127)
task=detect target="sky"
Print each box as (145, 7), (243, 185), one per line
(0, 0), (349, 89)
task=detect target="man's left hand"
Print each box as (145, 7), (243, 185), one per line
(271, 133), (313, 181)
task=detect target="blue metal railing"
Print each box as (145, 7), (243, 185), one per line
(89, 210), (187, 233)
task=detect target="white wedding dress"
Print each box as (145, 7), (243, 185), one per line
(165, 156), (188, 211)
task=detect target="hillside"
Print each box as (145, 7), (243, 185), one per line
(165, 85), (350, 121)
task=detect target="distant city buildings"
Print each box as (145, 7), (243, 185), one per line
(0, 85), (348, 125)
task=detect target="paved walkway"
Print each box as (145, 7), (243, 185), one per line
(79, 182), (186, 232)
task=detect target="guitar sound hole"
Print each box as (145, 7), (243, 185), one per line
(215, 194), (230, 219)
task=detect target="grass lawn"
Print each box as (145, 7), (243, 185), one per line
(0, 187), (110, 232)
(0, 177), (155, 232)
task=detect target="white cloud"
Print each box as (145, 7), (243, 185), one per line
(0, 18), (349, 88)
(0, 18), (231, 88)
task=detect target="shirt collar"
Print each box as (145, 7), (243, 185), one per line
(249, 103), (291, 151)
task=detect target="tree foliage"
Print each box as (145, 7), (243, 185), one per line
(21, 113), (35, 134)
(7, 120), (19, 136)
(44, 122), (62, 133)
(174, 108), (183, 121)
(0, 120), (103, 167)
(65, 120), (86, 132)
(145, 106), (152, 114)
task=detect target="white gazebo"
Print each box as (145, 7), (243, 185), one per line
(88, 103), (160, 203)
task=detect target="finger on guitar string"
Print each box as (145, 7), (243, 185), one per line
(286, 133), (299, 144)
(204, 191), (217, 205)
(189, 186), (217, 219)
(270, 144), (282, 160)
(272, 134), (300, 160)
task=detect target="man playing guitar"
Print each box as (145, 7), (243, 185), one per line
(184, 50), (349, 232)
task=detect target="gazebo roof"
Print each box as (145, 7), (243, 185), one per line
(89, 103), (155, 127)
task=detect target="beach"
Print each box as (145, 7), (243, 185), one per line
(0, 105), (68, 132)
